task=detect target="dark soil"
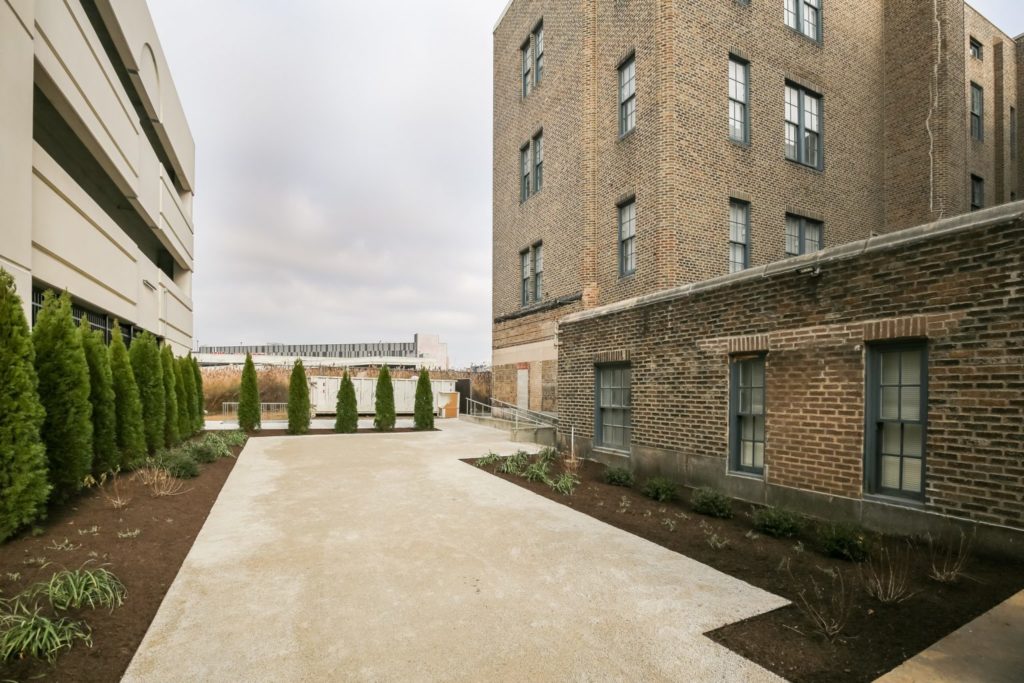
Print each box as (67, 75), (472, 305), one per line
(0, 448), (239, 682)
(467, 456), (1024, 682)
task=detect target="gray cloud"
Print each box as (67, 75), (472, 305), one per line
(149, 0), (507, 365)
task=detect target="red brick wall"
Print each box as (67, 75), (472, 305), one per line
(557, 206), (1024, 532)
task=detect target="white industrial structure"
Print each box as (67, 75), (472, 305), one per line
(198, 333), (450, 370)
(307, 376), (458, 416)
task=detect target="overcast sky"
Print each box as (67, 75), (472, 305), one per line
(148, 1), (1021, 368)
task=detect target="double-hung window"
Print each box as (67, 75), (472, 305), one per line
(785, 214), (823, 256)
(619, 56), (636, 135)
(866, 344), (927, 499)
(785, 84), (822, 168)
(730, 355), (766, 475)
(520, 145), (531, 201)
(971, 175), (984, 211)
(970, 83), (984, 141)
(785, 0), (821, 41)
(520, 250), (531, 306)
(521, 40), (532, 97)
(619, 200), (636, 276)
(729, 57), (749, 143)
(534, 23), (544, 86)
(596, 365), (631, 452)
(533, 132), (544, 193)
(729, 200), (750, 273)
(532, 242), (543, 301)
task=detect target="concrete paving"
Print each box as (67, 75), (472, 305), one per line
(123, 419), (787, 682)
(876, 589), (1024, 683)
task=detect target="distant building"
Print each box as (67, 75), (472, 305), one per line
(198, 333), (450, 370)
(1, 0), (197, 353)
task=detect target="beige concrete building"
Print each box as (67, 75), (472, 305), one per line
(1, 0), (196, 353)
(492, 0), (1022, 413)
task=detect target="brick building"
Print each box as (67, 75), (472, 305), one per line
(556, 203), (1023, 551)
(492, 0), (1022, 413)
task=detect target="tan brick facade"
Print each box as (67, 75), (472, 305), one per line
(492, 1), (1022, 412)
(556, 205), (1024, 552)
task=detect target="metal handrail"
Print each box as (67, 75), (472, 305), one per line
(464, 397), (555, 429)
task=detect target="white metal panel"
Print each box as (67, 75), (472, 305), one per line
(306, 376), (457, 415)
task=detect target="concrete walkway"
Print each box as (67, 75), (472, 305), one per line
(877, 589), (1024, 683)
(123, 420), (787, 682)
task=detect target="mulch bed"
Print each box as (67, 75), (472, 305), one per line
(0, 447), (240, 682)
(467, 456), (1024, 682)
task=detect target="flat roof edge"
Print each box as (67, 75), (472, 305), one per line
(559, 202), (1024, 327)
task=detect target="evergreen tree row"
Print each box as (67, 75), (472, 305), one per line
(0, 273), (205, 542)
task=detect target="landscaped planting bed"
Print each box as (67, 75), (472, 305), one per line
(466, 453), (1024, 682)
(0, 437), (243, 682)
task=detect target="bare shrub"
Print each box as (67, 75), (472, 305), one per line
(927, 527), (975, 584)
(132, 467), (189, 497)
(562, 445), (582, 479)
(100, 475), (131, 510)
(790, 567), (853, 641)
(862, 541), (917, 604)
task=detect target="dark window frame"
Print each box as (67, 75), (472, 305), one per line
(784, 214), (824, 256)
(970, 82), (984, 141)
(784, 83), (823, 169)
(969, 37), (983, 60)
(729, 354), (766, 476)
(864, 341), (928, 501)
(520, 249), (531, 306)
(728, 199), (750, 273)
(533, 21), (544, 87)
(618, 198), (637, 276)
(521, 39), (532, 98)
(971, 174), (984, 211)
(532, 241), (543, 302)
(532, 131), (543, 193)
(728, 56), (750, 144)
(784, 0), (822, 43)
(594, 363), (632, 453)
(619, 54), (636, 136)
(520, 144), (530, 202)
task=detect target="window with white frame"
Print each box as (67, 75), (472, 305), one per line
(619, 200), (636, 275)
(729, 57), (749, 143)
(729, 200), (750, 273)
(784, 214), (823, 256)
(619, 56), (636, 135)
(785, 84), (822, 168)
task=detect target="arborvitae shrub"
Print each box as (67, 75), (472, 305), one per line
(79, 325), (117, 476)
(373, 365), (396, 431)
(334, 371), (358, 433)
(32, 290), (94, 504)
(178, 356), (197, 436)
(172, 357), (191, 439)
(287, 359), (310, 435)
(159, 345), (180, 448)
(191, 355), (204, 432)
(413, 369), (434, 431)
(108, 323), (146, 468)
(129, 332), (164, 454)
(237, 353), (260, 432)
(0, 270), (51, 541)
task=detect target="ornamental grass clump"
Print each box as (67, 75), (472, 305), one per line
(32, 566), (126, 612)
(0, 270), (51, 542)
(32, 290), (93, 503)
(0, 601), (91, 663)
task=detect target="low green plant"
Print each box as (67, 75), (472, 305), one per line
(497, 451), (529, 475)
(752, 506), (801, 537)
(31, 567), (126, 612)
(474, 452), (501, 469)
(641, 476), (679, 503)
(691, 487), (733, 518)
(535, 448), (558, 466)
(522, 461), (551, 483)
(818, 522), (870, 562)
(603, 467), (635, 487)
(219, 430), (248, 448)
(0, 601), (91, 662)
(155, 450), (199, 479)
(550, 473), (579, 495)
(186, 434), (230, 463)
